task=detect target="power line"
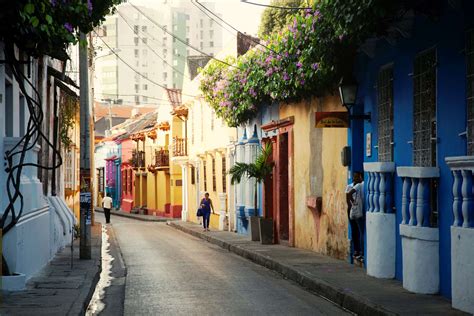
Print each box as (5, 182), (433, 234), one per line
(129, 2), (235, 68)
(99, 93), (172, 103)
(241, 0), (312, 10)
(116, 10), (192, 80)
(194, 0), (276, 54)
(190, 0), (236, 37)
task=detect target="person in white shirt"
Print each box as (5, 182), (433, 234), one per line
(346, 172), (365, 261)
(102, 193), (113, 224)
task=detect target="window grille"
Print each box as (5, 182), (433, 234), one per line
(222, 156), (226, 193)
(467, 30), (474, 154)
(212, 158), (217, 191)
(413, 48), (437, 167)
(191, 166), (196, 185)
(377, 66), (394, 162)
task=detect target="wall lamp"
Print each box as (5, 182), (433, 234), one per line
(338, 76), (371, 122)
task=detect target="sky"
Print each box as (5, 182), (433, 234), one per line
(128, 0), (270, 46)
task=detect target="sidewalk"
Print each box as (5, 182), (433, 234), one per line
(95, 207), (172, 222)
(169, 221), (466, 316)
(0, 224), (102, 316)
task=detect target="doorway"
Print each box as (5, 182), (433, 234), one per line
(278, 132), (290, 242)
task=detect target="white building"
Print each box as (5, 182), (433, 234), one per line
(93, 1), (223, 106)
(1, 42), (76, 290)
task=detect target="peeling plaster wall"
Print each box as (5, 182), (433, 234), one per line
(280, 96), (348, 259)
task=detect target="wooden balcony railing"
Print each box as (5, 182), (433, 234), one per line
(155, 149), (170, 168)
(131, 150), (145, 169)
(173, 137), (187, 157)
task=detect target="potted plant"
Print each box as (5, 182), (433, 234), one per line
(229, 142), (273, 243)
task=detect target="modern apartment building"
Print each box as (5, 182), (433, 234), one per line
(93, 1), (223, 106)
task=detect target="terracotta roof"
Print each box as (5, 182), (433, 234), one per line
(94, 102), (157, 121)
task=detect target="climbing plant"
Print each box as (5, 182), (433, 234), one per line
(59, 93), (78, 148)
(199, 0), (441, 127)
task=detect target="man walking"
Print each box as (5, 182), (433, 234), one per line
(102, 193), (113, 224)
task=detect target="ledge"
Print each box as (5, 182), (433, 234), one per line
(445, 156), (474, 171)
(399, 224), (439, 241)
(363, 162), (396, 173)
(396, 166), (439, 178)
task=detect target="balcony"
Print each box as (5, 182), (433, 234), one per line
(154, 149), (169, 168)
(131, 150), (145, 169)
(172, 137), (187, 157)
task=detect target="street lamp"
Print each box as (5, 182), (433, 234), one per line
(338, 76), (371, 122)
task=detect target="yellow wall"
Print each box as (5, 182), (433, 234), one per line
(279, 96), (349, 259)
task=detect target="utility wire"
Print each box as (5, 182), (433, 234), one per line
(94, 32), (198, 97)
(129, 2), (235, 68)
(240, 0), (312, 10)
(100, 93), (173, 103)
(116, 10), (192, 80)
(190, 0), (236, 37)
(194, 0), (277, 54)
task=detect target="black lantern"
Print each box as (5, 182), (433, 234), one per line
(338, 76), (358, 109)
(338, 76), (371, 121)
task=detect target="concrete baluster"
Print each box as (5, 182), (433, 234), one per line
(452, 170), (462, 227)
(373, 172), (380, 213)
(367, 172), (374, 212)
(409, 178), (418, 226)
(416, 178), (430, 227)
(378, 172), (386, 213)
(401, 177), (409, 224)
(461, 170), (473, 228)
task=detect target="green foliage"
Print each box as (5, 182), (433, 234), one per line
(200, 0), (437, 127)
(59, 94), (78, 148)
(258, 0), (307, 39)
(229, 143), (273, 185)
(0, 0), (121, 59)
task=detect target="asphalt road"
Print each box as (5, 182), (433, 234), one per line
(98, 215), (350, 315)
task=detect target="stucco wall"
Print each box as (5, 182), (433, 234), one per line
(280, 96), (348, 259)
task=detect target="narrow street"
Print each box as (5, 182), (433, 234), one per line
(99, 216), (350, 315)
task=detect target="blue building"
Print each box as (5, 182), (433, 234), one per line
(347, 1), (474, 312)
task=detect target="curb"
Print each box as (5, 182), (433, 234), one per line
(168, 221), (395, 316)
(95, 208), (171, 222)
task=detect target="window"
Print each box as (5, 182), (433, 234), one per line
(143, 96), (148, 103)
(19, 95), (25, 137)
(191, 166), (196, 184)
(209, 41), (214, 48)
(467, 30), (474, 154)
(134, 49), (139, 58)
(134, 25), (139, 33)
(135, 95), (140, 104)
(142, 25), (147, 32)
(98, 168), (105, 193)
(413, 48), (438, 227)
(64, 150), (74, 189)
(200, 30), (204, 39)
(209, 19), (213, 27)
(135, 84), (139, 93)
(163, 48), (168, 55)
(134, 37), (139, 45)
(200, 42), (203, 50)
(377, 66), (394, 162)
(5, 80), (13, 137)
(142, 38), (147, 44)
(143, 84), (148, 90)
(212, 158), (217, 191)
(209, 30), (214, 38)
(413, 48), (437, 167)
(203, 161), (207, 191)
(163, 72), (168, 80)
(200, 19), (203, 28)
(186, 38), (189, 44)
(222, 156), (226, 193)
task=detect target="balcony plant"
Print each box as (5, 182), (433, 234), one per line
(229, 142), (273, 243)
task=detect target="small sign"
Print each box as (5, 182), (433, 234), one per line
(315, 112), (349, 128)
(366, 133), (372, 157)
(80, 192), (92, 225)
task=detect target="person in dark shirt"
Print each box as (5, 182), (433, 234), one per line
(200, 192), (215, 231)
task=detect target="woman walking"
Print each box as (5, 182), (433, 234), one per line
(200, 192), (214, 231)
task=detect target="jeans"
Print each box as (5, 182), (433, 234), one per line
(104, 208), (111, 224)
(202, 211), (210, 229)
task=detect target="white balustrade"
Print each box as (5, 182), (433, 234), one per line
(364, 162), (395, 213)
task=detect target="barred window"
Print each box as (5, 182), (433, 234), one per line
(212, 158), (217, 191)
(413, 48), (437, 167)
(377, 66), (394, 162)
(222, 156), (226, 193)
(467, 30), (474, 154)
